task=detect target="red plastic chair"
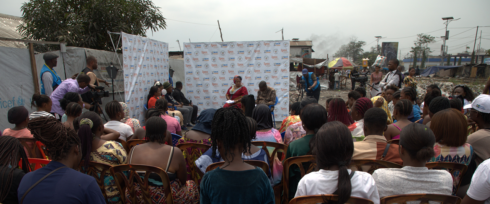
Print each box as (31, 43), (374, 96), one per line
(19, 158), (51, 171)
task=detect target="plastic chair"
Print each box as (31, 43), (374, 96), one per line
(426, 162), (468, 195)
(281, 132), (285, 141)
(349, 159), (402, 174)
(282, 155), (316, 203)
(290, 195), (374, 204)
(177, 143), (212, 185)
(380, 194), (462, 204)
(19, 158), (50, 171)
(252, 141), (287, 204)
(80, 161), (113, 203)
(116, 139), (129, 153)
(269, 97), (279, 128)
(110, 164), (174, 204)
(171, 133), (181, 146)
(206, 160), (269, 174)
(18, 138), (43, 158)
(144, 104), (148, 110)
(127, 139), (146, 152)
(36, 141), (48, 160)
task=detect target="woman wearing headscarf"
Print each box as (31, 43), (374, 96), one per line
(252, 104), (282, 144)
(223, 76), (248, 109)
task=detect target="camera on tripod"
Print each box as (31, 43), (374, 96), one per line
(91, 86), (109, 98)
(351, 73), (368, 87)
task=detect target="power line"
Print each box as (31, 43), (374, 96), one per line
(450, 27), (476, 38)
(165, 18), (217, 26)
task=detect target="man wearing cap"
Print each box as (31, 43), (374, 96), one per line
(40, 53), (63, 96)
(466, 94), (490, 165)
(163, 82), (193, 130)
(301, 68), (320, 102)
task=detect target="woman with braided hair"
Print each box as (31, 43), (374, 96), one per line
(349, 97), (374, 140)
(384, 99), (413, 141)
(400, 87), (421, 122)
(327, 98), (354, 126)
(0, 136), (30, 204)
(62, 102), (82, 130)
(200, 107), (274, 204)
(19, 116), (105, 204)
(76, 111), (127, 203)
(295, 121), (380, 203)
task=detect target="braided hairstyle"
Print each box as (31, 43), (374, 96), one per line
(300, 104), (328, 155)
(327, 98), (353, 126)
(28, 116), (80, 161)
(246, 116), (258, 140)
(59, 92), (80, 111)
(352, 97), (373, 120)
(241, 95), (256, 117)
(154, 98), (169, 114)
(401, 87), (417, 102)
(105, 100), (123, 120)
(77, 111), (103, 168)
(395, 99), (413, 117)
(65, 102), (82, 117)
(0, 136), (30, 202)
(315, 121), (354, 204)
(211, 108), (250, 162)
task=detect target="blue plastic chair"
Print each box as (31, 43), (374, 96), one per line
(281, 131), (285, 141)
(171, 133), (182, 147)
(144, 104), (148, 110)
(268, 97), (279, 128)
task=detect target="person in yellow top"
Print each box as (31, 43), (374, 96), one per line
(403, 68), (417, 89)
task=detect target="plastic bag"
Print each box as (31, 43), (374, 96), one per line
(372, 55), (386, 67)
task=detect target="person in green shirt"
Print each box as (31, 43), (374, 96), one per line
(285, 103), (328, 200)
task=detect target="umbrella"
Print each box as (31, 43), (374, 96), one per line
(328, 57), (354, 69)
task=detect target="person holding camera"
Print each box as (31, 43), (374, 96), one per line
(80, 56), (110, 112)
(50, 74), (95, 117)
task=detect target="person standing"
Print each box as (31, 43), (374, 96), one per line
(173, 81), (198, 124)
(301, 68), (320, 101)
(351, 68), (358, 90)
(50, 74), (94, 117)
(334, 70), (340, 90)
(380, 59), (402, 90)
(40, 53), (62, 96)
(256, 81), (277, 110)
(80, 56), (109, 112)
(370, 65), (383, 97)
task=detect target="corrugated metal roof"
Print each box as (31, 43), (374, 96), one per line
(0, 13), (26, 48)
(290, 40), (312, 47)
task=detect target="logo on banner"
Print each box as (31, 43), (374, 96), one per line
(202, 58), (209, 62)
(247, 63), (254, 68)
(228, 70), (235, 74)
(274, 63), (281, 67)
(220, 70), (226, 75)
(124, 47), (128, 52)
(237, 43), (244, 48)
(212, 90), (219, 94)
(264, 50), (271, 54)
(263, 42), (271, 47)
(281, 49), (288, 53)
(203, 77), (210, 81)
(196, 83), (203, 88)
(211, 44), (218, 48)
(284, 62), (289, 67)
(204, 44), (209, 48)
(196, 89), (202, 94)
(264, 62), (271, 67)
(187, 90), (194, 94)
(272, 75), (278, 80)
(230, 63), (235, 68)
(255, 57), (261, 61)
(282, 56), (288, 60)
(283, 82), (288, 87)
(219, 57), (225, 62)
(283, 42), (289, 47)
(247, 70), (252, 74)
(186, 51), (192, 55)
(205, 101), (211, 107)
(237, 63), (244, 68)
(274, 82), (281, 86)
(238, 56), (243, 62)
(255, 76), (262, 80)
(274, 42), (281, 46)
(281, 68), (288, 73)
(238, 51), (244, 55)
(212, 76), (217, 82)
(212, 83), (218, 87)
(228, 76), (234, 80)
(186, 83), (193, 88)
(204, 63), (210, 69)
(193, 58), (199, 62)
(212, 51), (218, 55)
(198, 102), (204, 106)
(248, 83), (254, 86)
(203, 70), (209, 75)
(185, 58), (190, 63)
(247, 43), (254, 48)
(220, 50), (225, 56)
(229, 57), (235, 61)
(221, 44), (228, 48)
(195, 64), (202, 69)
(228, 50), (234, 55)
(255, 42), (261, 47)
(222, 83), (228, 87)
(221, 64), (228, 68)
(282, 76), (289, 79)
(221, 89), (227, 94)
(264, 70), (271, 74)
(229, 43), (235, 48)
(211, 57), (217, 62)
(186, 77), (192, 82)
(194, 96), (201, 100)
(185, 44), (191, 49)
(204, 83), (210, 88)
(212, 71), (219, 75)
(201, 51), (209, 55)
(211, 64), (218, 68)
(195, 44), (201, 48)
(247, 50), (252, 55)
(186, 71), (193, 75)
(256, 62), (261, 68)
(195, 70), (200, 75)
(273, 49), (278, 54)
(204, 96), (210, 101)
(281, 88), (288, 92)
(238, 70), (245, 74)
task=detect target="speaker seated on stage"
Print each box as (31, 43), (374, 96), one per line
(223, 76), (248, 109)
(173, 81), (198, 124)
(163, 82), (194, 130)
(256, 81), (276, 111)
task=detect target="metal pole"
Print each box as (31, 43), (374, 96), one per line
(282, 28), (284, 40)
(217, 20), (224, 42)
(442, 19), (449, 65)
(473, 26), (479, 54)
(177, 40), (181, 51)
(478, 30), (482, 52)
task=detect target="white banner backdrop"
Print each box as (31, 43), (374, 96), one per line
(122, 32), (169, 123)
(183, 41), (290, 121)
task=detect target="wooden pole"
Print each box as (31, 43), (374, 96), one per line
(28, 43), (40, 94)
(217, 20), (224, 42)
(282, 28), (284, 40)
(314, 58), (317, 74)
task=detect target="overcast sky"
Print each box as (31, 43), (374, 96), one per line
(2, 0), (489, 59)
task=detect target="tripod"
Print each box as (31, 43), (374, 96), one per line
(90, 97), (108, 122)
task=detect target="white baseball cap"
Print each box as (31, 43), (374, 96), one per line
(464, 94), (490, 113)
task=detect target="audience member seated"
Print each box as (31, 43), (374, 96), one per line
(326, 98), (333, 117)
(21, 117), (105, 203)
(0, 136), (30, 204)
(421, 90), (442, 125)
(285, 103), (328, 200)
(60, 92), (84, 123)
(104, 101), (134, 141)
(372, 95), (394, 124)
(382, 85), (399, 115)
(347, 91), (361, 111)
(349, 97), (373, 139)
(199, 108), (274, 204)
(128, 116), (198, 204)
(120, 102), (142, 133)
(76, 111), (127, 203)
(426, 96), (451, 127)
(328, 98), (353, 126)
(134, 109), (172, 144)
(155, 98), (182, 136)
(164, 82), (193, 130)
(29, 93), (54, 120)
(295, 121), (380, 204)
(420, 84), (441, 112)
(223, 76), (249, 109)
(3, 106), (33, 139)
(62, 102), (82, 130)
(173, 81), (198, 124)
(462, 158), (490, 204)
(400, 87), (420, 122)
(453, 85), (475, 114)
(253, 104), (283, 143)
(256, 81), (277, 110)
(384, 99), (413, 140)
(279, 102), (301, 133)
(147, 86), (160, 109)
(353, 108), (403, 165)
(241, 94), (256, 117)
(450, 97), (464, 113)
(283, 98), (317, 145)
(355, 87), (367, 98)
(372, 123), (453, 198)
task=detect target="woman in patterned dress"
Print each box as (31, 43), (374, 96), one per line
(403, 68), (417, 89)
(223, 76), (248, 109)
(75, 111), (126, 203)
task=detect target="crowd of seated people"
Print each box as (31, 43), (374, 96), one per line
(2, 79), (490, 204)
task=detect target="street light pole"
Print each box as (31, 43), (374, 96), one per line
(375, 36), (382, 54)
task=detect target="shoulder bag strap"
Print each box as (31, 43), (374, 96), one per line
(380, 143), (391, 160)
(333, 170), (356, 195)
(21, 166), (67, 204)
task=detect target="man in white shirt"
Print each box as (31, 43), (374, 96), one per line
(380, 59), (401, 90)
(40, 53), (63, 96)
(462, 159), (490, 204)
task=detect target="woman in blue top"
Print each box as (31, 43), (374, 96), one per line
(20, 116), (105, 204)
(400, 87), (421, 122)
(200, 107), (275, 204)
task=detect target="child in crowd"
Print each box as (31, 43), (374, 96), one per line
(347, 91), (361, 111)
(400, 87), (420, 122)
(62, 102), (82, 130)
(104, 101), (133, 141)
(155, 98), (182, 136)
(3, 106), (32, 139)
(349, 97), (373, 139)
(200, 108), (274, 204)
(295, 121), (380, 204)
(253, 104), (282, 143)
(328, 98), (353, 126)
(60, 92), (83, 123)
(384, 99), (412, 141)
(421, 90), (441, 125)
(29, 93), (53, 119)
(373, 123), (453, 198)
(355, 87), (366, 98)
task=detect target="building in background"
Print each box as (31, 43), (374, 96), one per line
(290, 38), (313, 59)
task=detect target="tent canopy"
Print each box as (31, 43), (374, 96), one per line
(420, 66), (460, 77)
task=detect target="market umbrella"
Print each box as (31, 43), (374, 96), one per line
(328, 57), (354, 69)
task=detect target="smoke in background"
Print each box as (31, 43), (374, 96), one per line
(308, 33), (355, 59)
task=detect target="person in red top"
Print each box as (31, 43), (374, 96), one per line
(147, 86), (161, 109)
(223, 76), (248, 109)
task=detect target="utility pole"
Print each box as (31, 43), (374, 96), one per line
(471, 26), (479, 64)
(441, 17), (459, 65)
(375, 36), (382, 54)
(176, 40), (181, 51)
(478, 30), (482, 52)
(276, 28), (284, 40)
(217, 20), (224, 42)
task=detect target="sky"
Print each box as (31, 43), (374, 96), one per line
(2, 0), (490, 59)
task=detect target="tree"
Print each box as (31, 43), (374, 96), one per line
(19, 0), (166, 51)
(334, 39), (366, 65)
(361, 46), (378, 67)
(410, 34), (435, 68)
